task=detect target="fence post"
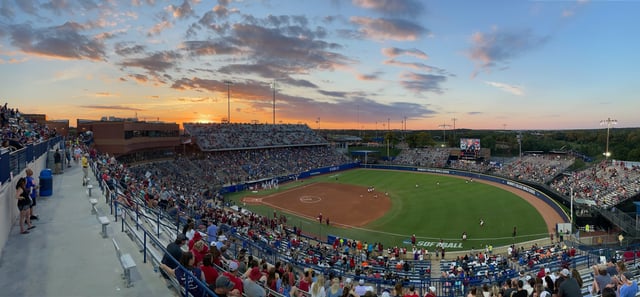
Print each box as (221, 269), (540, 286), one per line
(157, 212), (161, 238)
(143, 232), (147, 263)
(136, 206), (139, 230)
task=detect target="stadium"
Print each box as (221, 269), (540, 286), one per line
(2, 106), (640, 297)
(3, 1), (640, 296)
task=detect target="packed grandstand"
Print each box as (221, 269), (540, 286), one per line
(3, 104), (640, 297)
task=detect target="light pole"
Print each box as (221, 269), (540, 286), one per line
(271, 80), (277, 125)
(452, 117), (457, 142)
(438, 122), (451, 145)
(600, 118), (617, 161)
(570, 186), (574, 232)
(224, 80), (233, 123)
(517, 132), (522, 157)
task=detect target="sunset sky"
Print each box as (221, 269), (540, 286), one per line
(1, 0), (638, 130)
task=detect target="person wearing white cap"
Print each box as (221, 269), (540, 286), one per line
(222, 261), (244, 294)
(354, 279), (368, 296)
(557, 268), (581, 297)
(424, 286), (436, 297)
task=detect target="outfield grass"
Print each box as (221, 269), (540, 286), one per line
(227, 169), (548, 250)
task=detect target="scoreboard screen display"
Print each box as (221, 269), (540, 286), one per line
(460, 138), (481, 151)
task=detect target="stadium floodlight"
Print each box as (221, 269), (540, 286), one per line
(600, 117), (617, 160)
(271, 79), (277, 125)
(224, 80), (233, 123)
(438, 122), (451, 144)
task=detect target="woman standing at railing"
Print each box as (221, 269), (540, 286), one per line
(15, 177), (34, 234)
(25, 168), (39, 221)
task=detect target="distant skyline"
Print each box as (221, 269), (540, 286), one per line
(1, 0), (639, 130)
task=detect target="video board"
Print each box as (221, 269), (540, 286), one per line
(460, 138), (481, 151)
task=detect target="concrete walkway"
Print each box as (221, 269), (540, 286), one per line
(0, 163), (174, 297)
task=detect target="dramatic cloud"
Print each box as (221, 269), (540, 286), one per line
(383, 59), (450, 75)
(166, 0), (194, 19)
(181, 40), (239, 56)
(356, 72), (383, 81)
(485, 81), (524, 96)
(128, 73), (149, 83)
(8, 22), (106, 60)
(350, 17), (427, 41)
(191, 22), (353, 80)
(352, 0), (425, 17)
(381, 47), (428, 59)
(271, 95), (435, 123)
(318, 90), (349, 98)
(120, 50), (181, 73)
(148, 19), (172, 36)
(468, 27), (549, 77)
(80, 105), (142, 111)
(114, 42), (146, 56)
(400, 72), (446, 94)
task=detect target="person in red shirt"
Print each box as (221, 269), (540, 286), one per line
(200, 254), (219, 286)
(424, 286), (437, 297)
(223, 261), (244, 294)
(189, 232), (204, 250)
(403, 285), (419, 297)
(298, 270), (312, 292)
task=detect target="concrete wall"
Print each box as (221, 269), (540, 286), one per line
(0, 152), (49, 256)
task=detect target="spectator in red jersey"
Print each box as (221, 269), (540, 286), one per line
(201, 254), (219, 286)
(223, 261), (244, 294)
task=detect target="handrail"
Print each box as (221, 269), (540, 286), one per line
(113, 199), (218, 297)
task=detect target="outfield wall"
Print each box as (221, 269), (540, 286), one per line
(220, 162), (359, 193)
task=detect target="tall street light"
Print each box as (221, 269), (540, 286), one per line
(600, 117), (617, 160)
(224, 80), (233, 123)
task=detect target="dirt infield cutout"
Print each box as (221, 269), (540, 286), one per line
(243, 182), (391, 228)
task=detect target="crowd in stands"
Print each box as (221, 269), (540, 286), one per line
(490, 155), (575, 184)
(394, 148), (450, 168)
(449, 154), (574, 185)
(551, 161), (640, 208)
(92, 147), (605, 297)
(127, 146), (351, 193)
(1, 103), (59, 153)
(184, 123), (327, 151)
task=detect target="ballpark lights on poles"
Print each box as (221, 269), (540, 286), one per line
(224, 80), (233, 123)
(600, 117), (617, 160)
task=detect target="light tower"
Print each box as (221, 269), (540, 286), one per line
(452, 117), (457, 142)
(600, 117), (617, 160)
(438, 122), (451, 145)
(223, 80), (233, 123)
(271, 80), (277, 125)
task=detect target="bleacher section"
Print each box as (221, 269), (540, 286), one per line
(551, 160), (640, 208)
(183, 123), (327, 151)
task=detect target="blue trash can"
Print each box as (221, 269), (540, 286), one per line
(39, 169), (53, 196)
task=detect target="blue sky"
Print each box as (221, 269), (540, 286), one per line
(0, 0), (638, 130)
